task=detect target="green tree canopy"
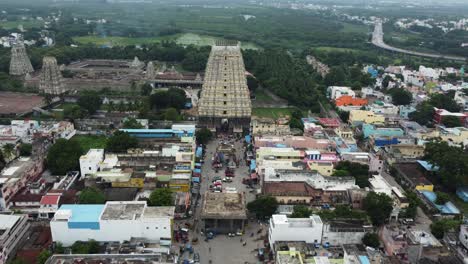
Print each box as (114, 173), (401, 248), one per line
(71, 240), (100, 254)
(290, 205), (312, 218)
(150, 88), (187, 110)
(106, 131), (138, 153)
(389, 88), (413, 105)
(363, 192), (393, 226)
(123, 118), (143, 129)
(79, 187), (106, 204)
(77, 93), (103, 115)
(64, 104), (84, 119)
(47, 139), (84, 175)
(19, 143), (32, 156)
(430, 219), (460, 239)
(37, 250), (52, 264)
(435, 192), (450, 205)
(247, 196), (278, 220)
(140, 83), (153, 96)
(196, 128), (213, 145)
(163, 107), (180, 121)
(362, 233), (380, 248)
(149, 188), (174, 206)
(332, 161), (370, 187)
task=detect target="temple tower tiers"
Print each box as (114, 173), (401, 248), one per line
(39, 56), (65, 95)
(146, 61), (156, 79)
(9, 42), (34, 76)
(198, 44), (251, 133)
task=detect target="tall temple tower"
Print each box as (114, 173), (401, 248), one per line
(198, 44), (251, 134)
(9, 41), (34, 76)
(39, 56), (65, 95)
(145, 61), (155, 79)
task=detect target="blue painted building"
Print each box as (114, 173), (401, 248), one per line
(399, 105), (416, 119)
(120, 128), (194, 138)
(362, 124), (404, 139)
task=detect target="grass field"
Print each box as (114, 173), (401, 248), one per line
(340, 23), (370, 34)
(0, 20), (43, 29)
(253, 89), (274, 102)
(70, 135), (108, 153)
(73, 33), (259, 49)
(252, 107), (296, 119)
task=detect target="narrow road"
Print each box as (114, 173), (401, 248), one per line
(372, 20), (466, 62)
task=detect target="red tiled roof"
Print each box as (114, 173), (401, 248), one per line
(40, 194), (61, 205)
(263, 182), (320, 196)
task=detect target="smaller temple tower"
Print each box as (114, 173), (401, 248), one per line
(9, 41), (34, 76)
(39, 56), (65, 95)
(145, 61), (155, 79)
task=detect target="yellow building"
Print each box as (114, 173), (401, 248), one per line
(251, 117), (291, 136)
(112, 175), (145, 188)
(256, 147), (303, 161)
(276, 249), (304, 264)
(349, 110), (385, 125)
(307, 161), (334, 176)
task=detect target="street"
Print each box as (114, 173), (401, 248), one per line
(175, 136), (266, 264)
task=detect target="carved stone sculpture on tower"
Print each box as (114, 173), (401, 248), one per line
(146, 61), (155, 79)
(130, 56), (144, 69)
(39, 56), (65, 95)
(9, 42), (34, 76)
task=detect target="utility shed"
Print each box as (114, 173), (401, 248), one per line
(200, 192), (247, 233)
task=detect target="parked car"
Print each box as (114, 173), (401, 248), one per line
(222, 177), (233, 183)
(194, 253), (200, 263)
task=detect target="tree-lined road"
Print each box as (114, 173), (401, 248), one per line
(372, 20), (467, 62)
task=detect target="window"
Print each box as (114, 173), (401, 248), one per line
(89, 167), (91, 170)
(223, 101), (227, 105)
(224, 93), (227, 97)
(146, 227), (149, 230)
(223, 111), (227, 115)
(224, 86), (227, 89)
(155, 227), (158, 229)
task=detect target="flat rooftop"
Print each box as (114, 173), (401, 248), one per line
(0, 214), (22, 230)
(201, 192), (247, 220)
(143, 206), (175, 219)
(101, 202), (146, 220)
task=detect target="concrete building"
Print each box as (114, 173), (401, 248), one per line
(322, 220), (372, 246)
(269, 214), (323, 252)
(0, 214), (30, 264)
(362, 124), (405, 139)
(399, 105), (416, 119)
(348, 110), (385, 126)
(340, 152), (383, 173)
(256, 147), (303, 162)
(459, 225), (468, 250)
(251, 117), (290, 136)
(198, 44), (251, 133)
(368, 101), (399, 116)
(200, 192), (247, 234)
(433, 107), (468, 125)
(79, 149), (105, 176)
(307, 161), (334, 176)
(327, 86), (355, 100)
(50, 201), (174, 246)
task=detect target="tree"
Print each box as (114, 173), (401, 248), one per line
(149, 188), (174, 206)
(150, 88), (187, 110)
(390, 88), (412, 105)
(196, 128), (213, 145)
(435, 192), (450, 205)
(442, 116), (462, 128)
(332, 161), (370, 188)
(79, 187), (106, 204)
(10, 258), (27, 264)
(19, 143), (32, 156)
(362, 233), (380, 248)
(71, 240), (100, 254)
(246, 76), (259, 91)
(123, 118), (143, 129)
(163, 107), (180, 121)
(382, 75), (392, 89)
(2, 143), (16, 160)
(140, 83), (153, 96)
(47, 139), (83, 175)
(290, 205), (312, 218)
(430, 219), (460, 239)
(106, 131), (138, 152)
(247, 196), (278, 220)
(37, 250), (52, 264)
(363, 192), (393, 226)
(399, 192), (419, 219)
(64, 104), (84, 119)
(54, 242), (65, 254)
(77, 93), (102, 115)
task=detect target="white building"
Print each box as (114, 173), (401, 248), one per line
(368, 101), (399, 116)
(269, 214), (323, 252)
(460, 225), (468, 250)
(0, 214), (30, 264)
(327, 86), (355, 100)
(79, 149), (105, 176)
(51, 201), (175, 246)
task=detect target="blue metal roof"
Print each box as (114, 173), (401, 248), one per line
(358, 255), (371, 264)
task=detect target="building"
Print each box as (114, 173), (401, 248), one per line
(269, 214), (323, 252)
(368, 101), (399, 116)
(459, 225), (468, 250)
(198, 44), (251, 133)
(362, 124), (404, 139)
(0, 214), (30, 264)
(200, 192), (247, 234)
(340, 152), (383, 173)
(335, 95), (368, 109)
(45, 254), (177, 264)
(393, 163), (434, 191)
(50, 201), (174, 246)
(348, 110), (385, 126)
(79, 149), (105, 176)
(399, 105), (416, 119)
(307, 161), (334, 176)
(327, 86), (355, 100)
(322, 220), (372, 246)
(256, 147), (303, 162)
(433, 107), (468, 125)
(251, 117), (291, 136)
(0, 157), (44, 210)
